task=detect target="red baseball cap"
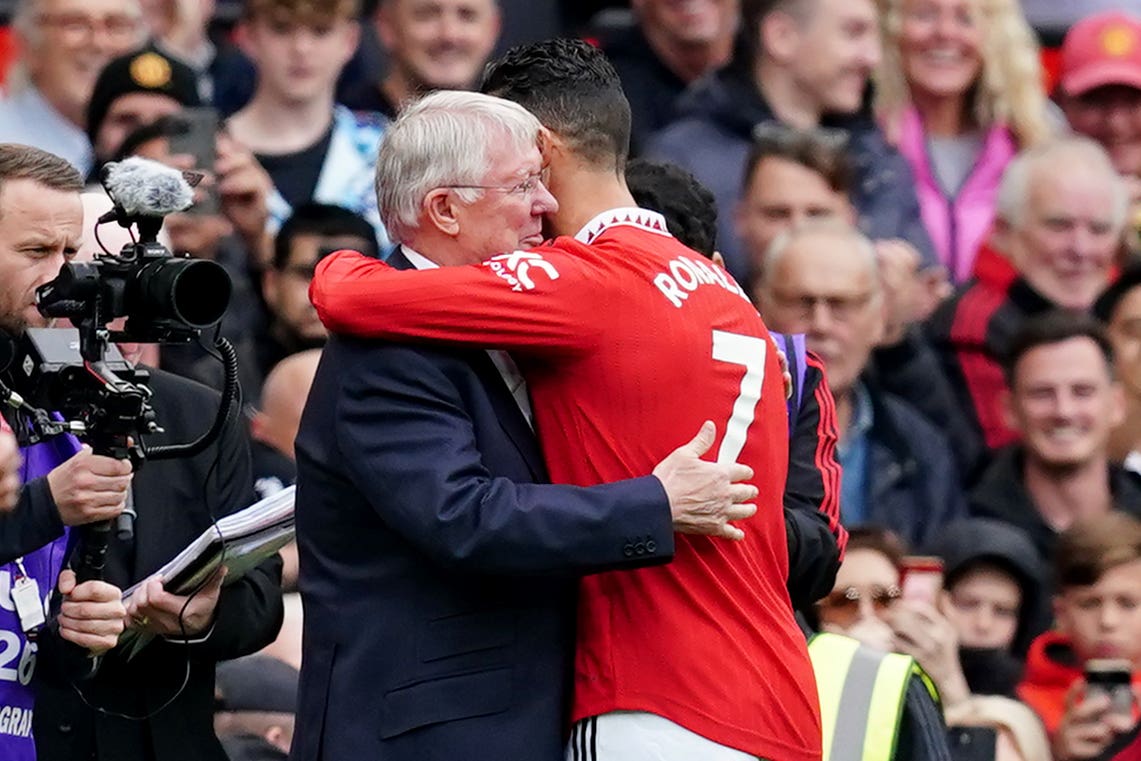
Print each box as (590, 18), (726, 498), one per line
(1060, 11), (1141, 96)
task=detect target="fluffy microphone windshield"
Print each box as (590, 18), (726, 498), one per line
(101, 157), (195, 217)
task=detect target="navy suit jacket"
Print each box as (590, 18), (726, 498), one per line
(290, 250), (673, 761)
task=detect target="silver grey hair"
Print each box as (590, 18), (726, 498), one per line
(759, 219), (880, 292)
(375, 90), (543, 244)
(995, 136), (1128, 231)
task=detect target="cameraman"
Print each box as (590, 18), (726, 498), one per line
(0, 144), (283, 760)
(0, 144), (139, 761)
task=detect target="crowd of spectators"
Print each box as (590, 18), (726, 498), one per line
(2, 0), (1141, 759)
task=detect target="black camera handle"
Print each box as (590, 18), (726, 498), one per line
(74, 435), (134, 585)
(70, 336), (240, 588)
(69, 359), (147, 585)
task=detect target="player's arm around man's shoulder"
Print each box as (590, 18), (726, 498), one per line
(309, 244), (605, 357)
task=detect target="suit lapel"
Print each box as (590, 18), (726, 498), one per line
(466, 353), (547, 481)
(391, 247), (547, 481)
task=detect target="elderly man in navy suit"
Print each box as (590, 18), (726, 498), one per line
(291, 92), (758, 761)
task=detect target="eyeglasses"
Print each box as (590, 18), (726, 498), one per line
(767, 290), (877, 323)
(816, 584), (901, 625)
(440, 170), (548, 198)
(37, 12), (142, 41)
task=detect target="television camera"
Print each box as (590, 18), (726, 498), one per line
(0, 157), (240, 589)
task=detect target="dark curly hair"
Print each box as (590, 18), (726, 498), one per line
(626, 159), (718, 258)
(480, 38), (631, 172)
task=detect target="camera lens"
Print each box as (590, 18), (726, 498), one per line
(137, 258), (232, 328)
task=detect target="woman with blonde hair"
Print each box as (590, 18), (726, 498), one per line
(875, 0), (1052, 283)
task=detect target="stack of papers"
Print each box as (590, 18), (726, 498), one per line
(119, 486), (295, 656)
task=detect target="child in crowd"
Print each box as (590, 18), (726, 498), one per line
(228, 0), (389, 247)
(1018, 511), (1141, 760)
(932, 518), (1048, 697)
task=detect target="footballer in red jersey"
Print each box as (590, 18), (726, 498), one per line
(311, 40), (822, 761)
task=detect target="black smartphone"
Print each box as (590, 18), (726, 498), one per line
(1085, 659), (1134, 718)
(947, 726), (997, 761)
(167, 106), (219, 215)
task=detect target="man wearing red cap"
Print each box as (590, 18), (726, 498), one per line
(1058, 11), (1141, 185)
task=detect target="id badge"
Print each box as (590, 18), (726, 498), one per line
(11, 576), (44, 635)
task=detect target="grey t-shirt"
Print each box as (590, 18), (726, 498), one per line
(928, 132), (986, 196)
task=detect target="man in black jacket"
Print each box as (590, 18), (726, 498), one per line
(31, 369), (284, 761)
(969, 311), (1141, 569)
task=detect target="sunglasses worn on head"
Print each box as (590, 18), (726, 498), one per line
(751, 122), (851, 152)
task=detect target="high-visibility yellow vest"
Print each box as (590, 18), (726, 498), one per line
(808, 632), (940, 761)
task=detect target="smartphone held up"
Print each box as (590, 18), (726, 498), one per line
(900, 556), (944, 606)
(1086, 659), (1136, 718)
(168, 107), (220, 216)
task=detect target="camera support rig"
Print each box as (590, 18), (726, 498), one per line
(1, 158), (237, 596)
(3, 330), (159, 582)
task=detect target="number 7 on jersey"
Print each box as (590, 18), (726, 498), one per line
(711, 330), (768, 464)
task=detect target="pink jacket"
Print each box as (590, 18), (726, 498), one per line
(896, 107), (1018, 283)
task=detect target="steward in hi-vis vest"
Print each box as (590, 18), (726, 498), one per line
(808, 632), (951, 761)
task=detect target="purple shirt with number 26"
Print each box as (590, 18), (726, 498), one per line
(0, 434), (80, 760)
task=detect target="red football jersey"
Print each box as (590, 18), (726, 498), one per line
(311, 208), (822, 761)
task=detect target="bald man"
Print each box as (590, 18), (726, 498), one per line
(251, 349), (322, 465)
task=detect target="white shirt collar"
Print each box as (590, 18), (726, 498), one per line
(573, 207), (672, 245)
(399, 245), (532, 424)
(401, 246), (439, 270)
